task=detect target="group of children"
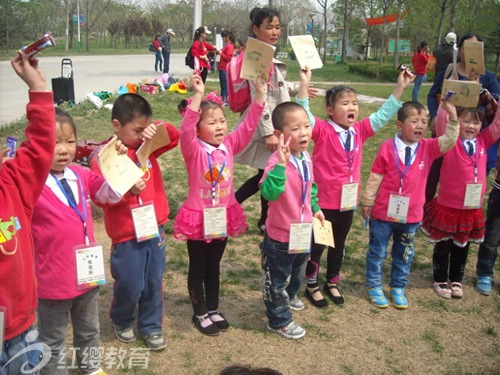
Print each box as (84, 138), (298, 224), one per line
(2, 48), (499, 375)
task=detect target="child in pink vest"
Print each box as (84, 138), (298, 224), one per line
(422, 105), (500, 299)
(362, 101), (459, 309)
(296, 67), (411, 307)
(174, 74), (266, 336)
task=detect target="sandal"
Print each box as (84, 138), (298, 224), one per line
(323, 283), (345, 305)
(304, 287), (328, 308)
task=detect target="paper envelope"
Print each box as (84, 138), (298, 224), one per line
(240, 37), (275, 81)
(288, 35), (323, 70)
(442, 79), (482, 108)
(464, 40), (485, 75)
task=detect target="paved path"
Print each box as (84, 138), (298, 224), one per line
(0, 54), (193, 126)
(0, 54), (388, 127)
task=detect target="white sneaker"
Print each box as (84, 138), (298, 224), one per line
(267, 321), (306, 339)
(289, 296), (305, 311)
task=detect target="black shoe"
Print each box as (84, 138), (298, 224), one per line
(305, 287), (328, 308)
(192, 314), (220, 336)
(323, 283), (345, 305)
(208, 310), (230, 331)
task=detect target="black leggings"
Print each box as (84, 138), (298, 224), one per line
(235, 169), (268, 227)
(433, 239), (470, 283)
(187, 238), (227, 315)
(200, 67), (209, 83)
(305, 209), (354, 286)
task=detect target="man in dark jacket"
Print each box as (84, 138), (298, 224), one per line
(433, 32), (456, 75)
(160, 28), (175, 74)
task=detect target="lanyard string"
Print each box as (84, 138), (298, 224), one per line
(461, 138), (478, 183)
(292, 154), (310, 222)
(338, 130), (355, 182)
(51, 173), (89, 245)
(207, 153), (226, 206)
(392, 139), (419, 194)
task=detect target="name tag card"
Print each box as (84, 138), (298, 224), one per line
(387, 193), (410, 223)
(340, 182), (359, 211)
(313, 217), (335, 248)
(288, 222), (312, 254)
(131, 202), (159, 242)
(75, 244), (106, 290)
(203, 207), (227, 239)
(464, 183), (482, 209)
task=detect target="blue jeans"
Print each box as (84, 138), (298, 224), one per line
(476, 186), (500, 279)
(412, 74), (425, 102)
(154, 51), (162, 72)
(366, 219), (420, 289)
(161, 49), (170, 73)
(0, 325), (50, 375)
(110, 227), (166, 334)
(260, 235), (309, 329)
(219, 70), (228, 101)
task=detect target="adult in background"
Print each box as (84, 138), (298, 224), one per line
(160, 28), (175, 74)
(433, 32), (456, 76)
(234, 7), (290, 233)
(411, 41), (430, 102)
(218, 30), (235, 105)
(153, 34), (163, 72)
(426, 32), (500, 203)
(191, 26), (217, 83)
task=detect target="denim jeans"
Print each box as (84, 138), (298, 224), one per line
(476, 186), (500, 279)
(110, 227), (166, 334)
(154, 51), (162, 72)
(0, 325), (50, 375)
(366, 218), (420, 288)
(260, 235), (309, 329)
(219, 70), (228, 101)
(412, 74), (425, 102)
(38, 287), (101, 375)
(161, 49), (170, 73)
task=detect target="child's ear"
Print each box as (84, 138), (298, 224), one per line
(111, 119), (122, 133)
(396, 120), (404, 132)
(273, 129), (282, 138)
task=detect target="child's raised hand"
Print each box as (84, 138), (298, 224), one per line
(299, 67), (312, 85)
(189, 74), (204, 95)
(441, 98), (457, 121)
(130, 177), (146, 195)
(276, 133), (291, 166)
(115, 139), (128, 155)
(392, 70), (411, 100)
(252, 73), (267, 105)
(11, 52), (47, 92)
(141, 123), (157, 141)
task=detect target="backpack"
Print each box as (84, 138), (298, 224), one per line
(185, 46), (195, 69)
(227, 51), (251, 113)
(149, 43), (155, 52)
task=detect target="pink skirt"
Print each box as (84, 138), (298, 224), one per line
(421, 198), (485, 247)
(173, 203), (247, 242)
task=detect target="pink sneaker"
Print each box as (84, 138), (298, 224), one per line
(450, 282), (463, 298)
(433, 282), (451, 299)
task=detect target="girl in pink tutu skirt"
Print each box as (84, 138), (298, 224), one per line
(422, 102), (500, 299)
(174, 74), (266, 336)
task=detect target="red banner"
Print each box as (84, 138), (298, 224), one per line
(365, 12), (408, 25)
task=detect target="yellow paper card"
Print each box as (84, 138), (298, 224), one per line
(97, 135), (144, 195)
(313, 217), (335, 248)
(240, 37), (276, 81)
(441, 79), (482, 108)
(463, 40), (485, 75)
(136, 123), (171, 167)
(288, 35), (323, 70)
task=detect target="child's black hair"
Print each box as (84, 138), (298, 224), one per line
(178, 99), (224, 129)
(325, 86), (357, 108)
(272, 102), (307, 131)
(221, 30), (235, 44)
(397, 101), (427, 122)
(55, 107), (77, 138)
(112, 93), (153, 126)
(457, 107), (485, 123)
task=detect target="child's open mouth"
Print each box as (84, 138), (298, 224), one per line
(348, 114), (356, 120)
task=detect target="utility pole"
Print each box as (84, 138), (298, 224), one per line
(269, 0), (275, 7)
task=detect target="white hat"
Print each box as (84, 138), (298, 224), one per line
(166, 28), (175, 36)
(445, 32), (457, 45)
(202, 26), (212, 35)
